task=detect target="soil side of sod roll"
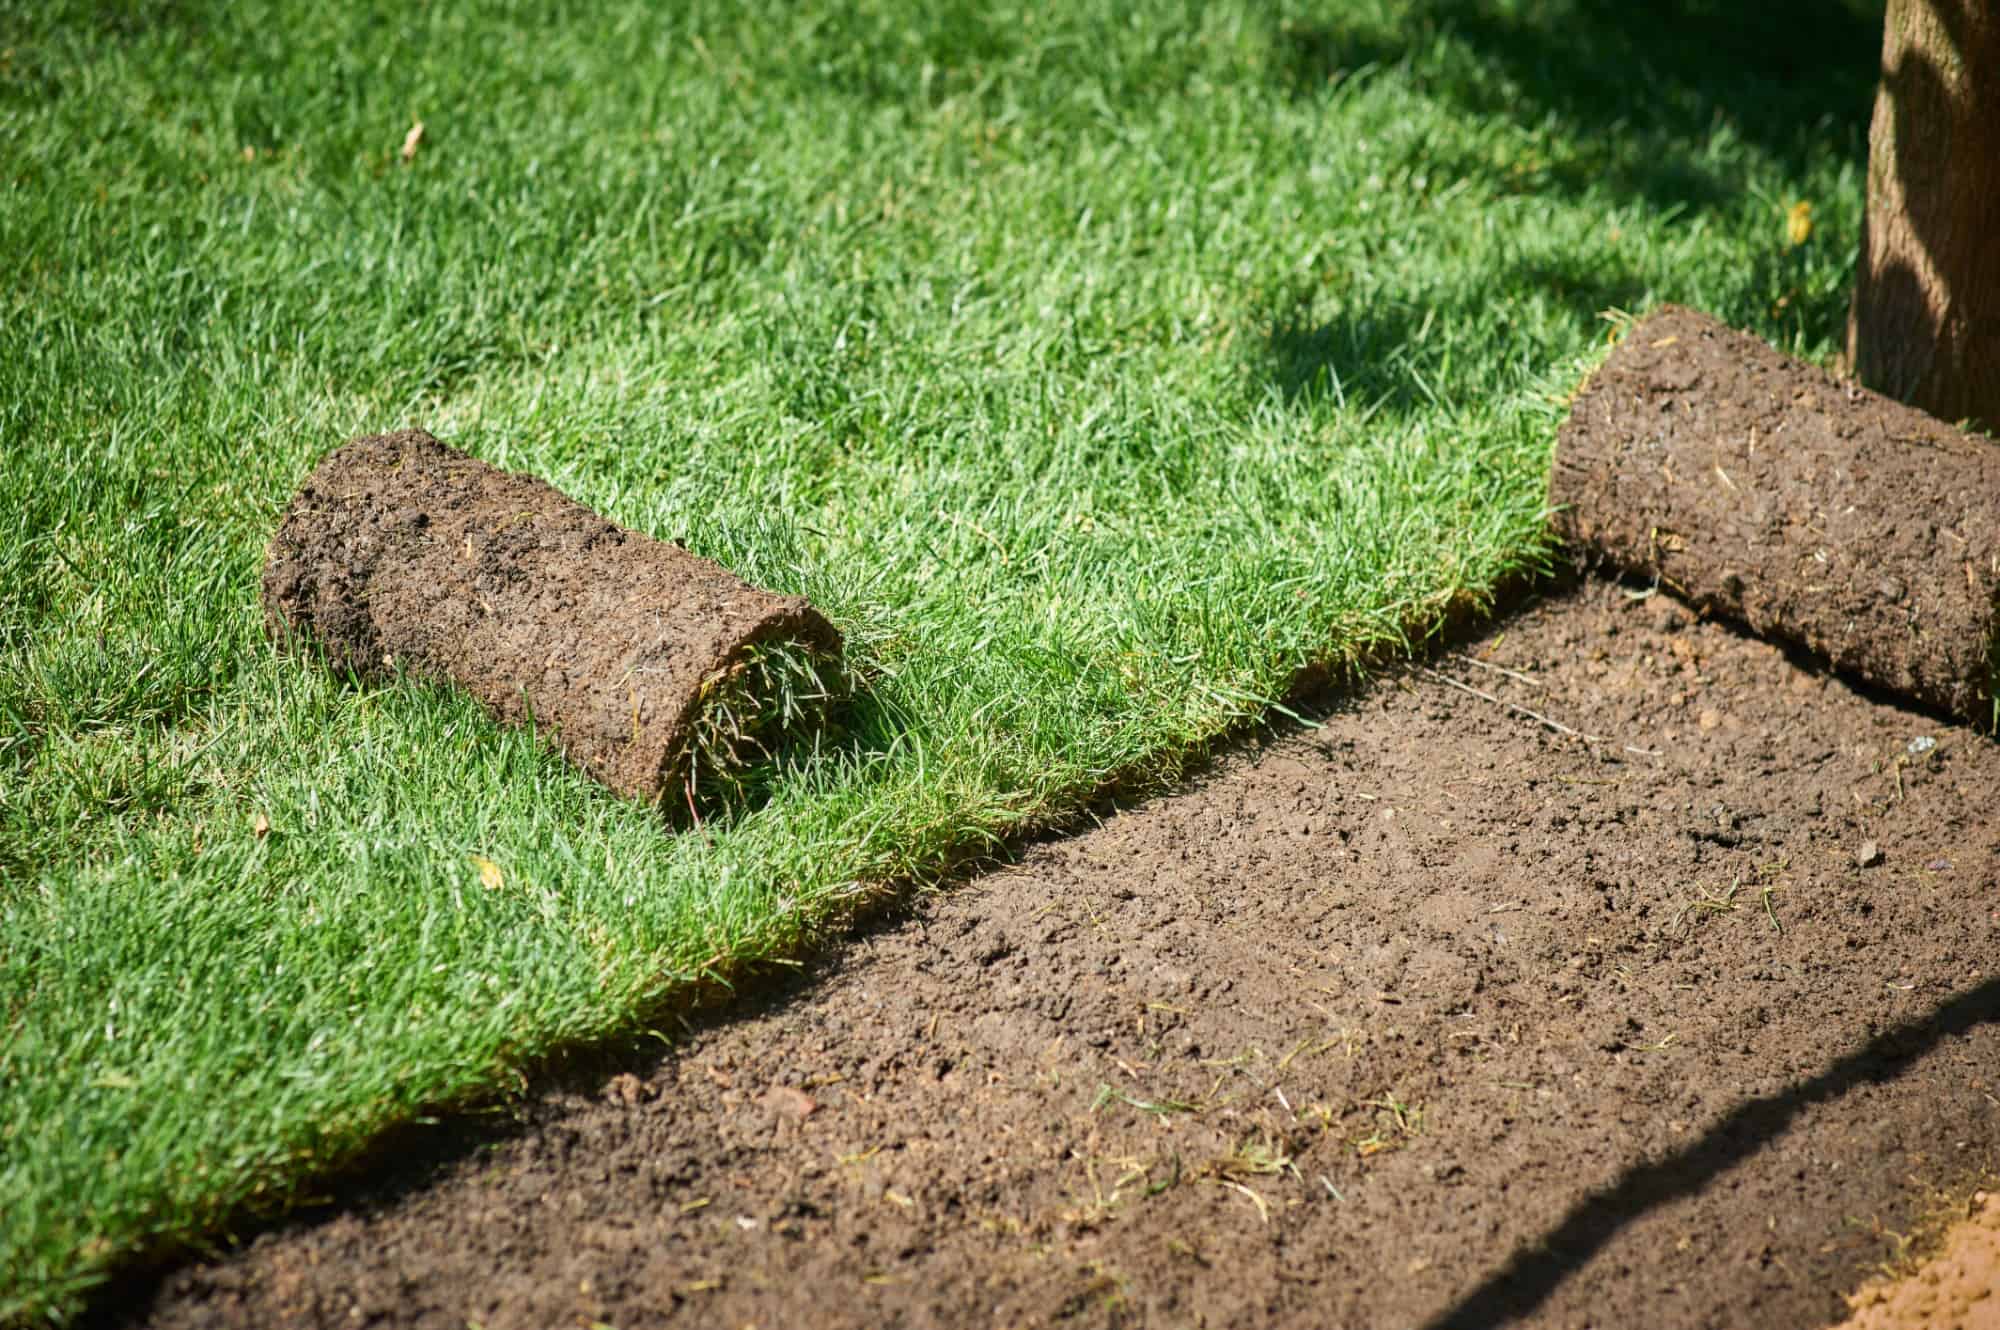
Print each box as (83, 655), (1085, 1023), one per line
(261, 430), (843, 811)
(1552, 304), (2000, 722)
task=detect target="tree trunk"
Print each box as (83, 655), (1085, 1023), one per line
(1845, 0), (2000, 431)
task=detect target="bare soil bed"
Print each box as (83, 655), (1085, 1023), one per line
(109, 578), (2000, 1329)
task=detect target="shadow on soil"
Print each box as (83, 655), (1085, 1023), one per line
(1423, 973), (2000, 1330)
(1567, 557), (1976, 734)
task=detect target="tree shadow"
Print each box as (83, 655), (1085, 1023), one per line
(1259, 253), (1649, 413)
(1277, 0), (1882, 212)
(1265, 296), (1454, 414)
(1421, 972), (2000, 1330)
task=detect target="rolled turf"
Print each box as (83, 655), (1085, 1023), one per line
(1553, 305), (2000, 723)
(263, 430), (846, 815)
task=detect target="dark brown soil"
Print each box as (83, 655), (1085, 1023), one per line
(117, 579), (2000, 1330)
(262, 430), (841, 807)
(1553, 304), (2000, 722)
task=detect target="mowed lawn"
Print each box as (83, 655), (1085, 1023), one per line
(1, 0), (1878, 1320)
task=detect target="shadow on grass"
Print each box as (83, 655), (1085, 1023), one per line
(1259, 253), (1649, 413)
(1265, 296), (1452, 413)
(1260, 1), (1884, 407)
(1277, 0), (1880, 266)
(1279, 0), (1882, 191)
(1422, 971), (2000, 1330)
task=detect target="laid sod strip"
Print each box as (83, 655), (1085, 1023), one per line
(1553, 305), (2000, 722)
(0, 0), (1882, 1322)
(263, 430), (845, 815)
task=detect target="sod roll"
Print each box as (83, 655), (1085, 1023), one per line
(263, 429), (845, 811)
(1553, 305), (2000, 721)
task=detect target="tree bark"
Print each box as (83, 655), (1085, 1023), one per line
(1845, 0), (2000, 431)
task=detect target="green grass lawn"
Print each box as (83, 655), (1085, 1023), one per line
(1, 0), (1880, 1320)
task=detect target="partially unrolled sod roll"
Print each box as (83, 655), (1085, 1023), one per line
(263, 430), (845, 812)
(1553, 305), (2000, 723)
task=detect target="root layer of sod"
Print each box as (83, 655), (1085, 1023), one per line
(262, 430), (847, 815)
(1554, 306), (2000, 725)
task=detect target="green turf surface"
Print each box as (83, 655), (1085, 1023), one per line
(1, 0), (1880, 1319)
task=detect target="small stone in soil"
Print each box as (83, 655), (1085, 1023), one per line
(603, 1073), (649, 1106)
(1856, 841), (1883, 867)
(759, 1086), (819, 1119)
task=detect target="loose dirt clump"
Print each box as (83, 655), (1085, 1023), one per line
(113, 580), (2000, 1329)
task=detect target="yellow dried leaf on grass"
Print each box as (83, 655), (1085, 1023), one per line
(1786, 200), (1813, 247)
(471, 855), (503, 889)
